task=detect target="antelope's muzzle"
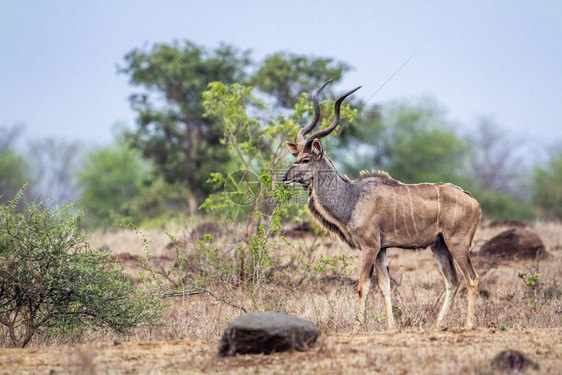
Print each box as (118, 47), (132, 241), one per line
(284, 167), (309, 187)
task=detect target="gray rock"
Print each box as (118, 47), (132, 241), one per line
(218, 312), (320, 356)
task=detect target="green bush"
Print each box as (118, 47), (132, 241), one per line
(0, 190), (162, 347)
(200, 82), (356, 288)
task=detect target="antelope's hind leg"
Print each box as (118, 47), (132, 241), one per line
(446, 237), (480, 329)
(375, 248), (395, 330)
(431, 235), (460, 329)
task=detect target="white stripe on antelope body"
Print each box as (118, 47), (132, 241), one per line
(284, 81), (481, 331)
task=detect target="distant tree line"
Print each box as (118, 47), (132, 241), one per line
(1, 40), (562, 227)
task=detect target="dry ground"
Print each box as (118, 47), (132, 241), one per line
(1, 221), (561, 374)
(1, 328), (561, 374)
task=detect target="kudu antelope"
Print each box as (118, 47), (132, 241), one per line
(284, 82), (481, 330)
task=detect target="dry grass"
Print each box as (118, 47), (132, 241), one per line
(1, 221), (561, 373)
(87, 220), (562, 338)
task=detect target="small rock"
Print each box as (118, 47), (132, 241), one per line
(479, 289), (490, 298)
(480, 228), (547, 260)
(218, 312), (320, 356)
(491, 349), (539, 372)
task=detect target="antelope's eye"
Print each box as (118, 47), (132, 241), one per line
(302, 158), (310, 164)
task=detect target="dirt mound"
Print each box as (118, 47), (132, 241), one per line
(491, 349), (539, 372)
(480, 228), (547, 260)
(281, 222), (312, 238)
(189, 222), (220, 241)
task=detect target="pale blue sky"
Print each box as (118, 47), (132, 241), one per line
(2, 1), (561, 151)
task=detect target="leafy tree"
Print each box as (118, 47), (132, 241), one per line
(77, 140), (181, 228)
(0, 149), (28, 205)
(0, 191), (162, 347)
(472, 189), (534, 221)
(118, 41), (249, 214)
(335, 98), (469, 186)
(533, 150), (562, 220)
(334, 100), (538, 220)
(0, 125), (29, 204)
(251, 52), (350, 107)
(119, 41), (349, 214)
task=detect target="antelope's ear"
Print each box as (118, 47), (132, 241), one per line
(286, 141), (299, 157)
(311, 139), (323, 158)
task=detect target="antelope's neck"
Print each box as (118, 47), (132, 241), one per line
(308, 159), (356, 247)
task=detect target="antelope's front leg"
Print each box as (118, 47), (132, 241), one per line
(354, 247), (378, 332)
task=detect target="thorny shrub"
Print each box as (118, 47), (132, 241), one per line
(0, 189), (163, 347)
